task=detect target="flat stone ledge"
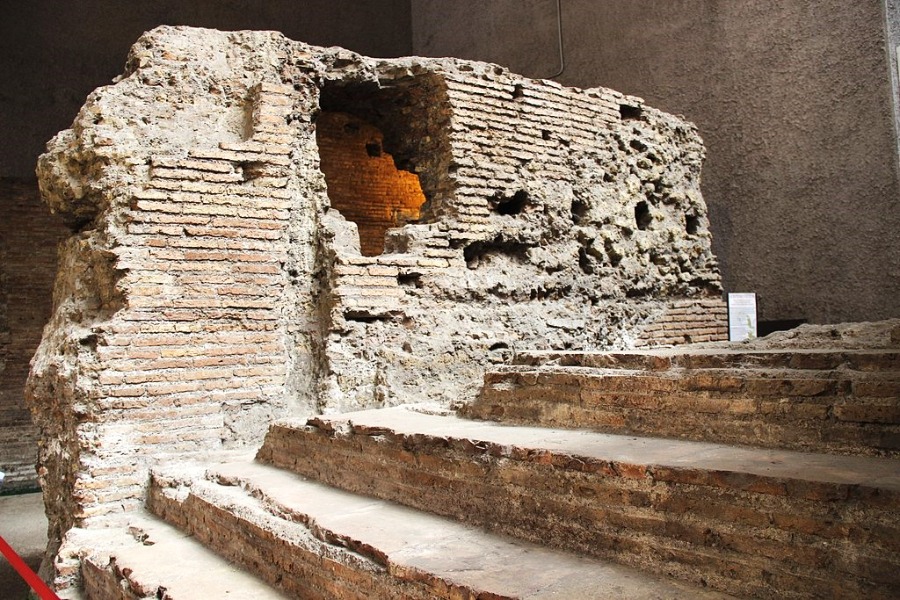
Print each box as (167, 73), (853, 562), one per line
(289, 405), (900, 496)
(154, 460), (735, 599)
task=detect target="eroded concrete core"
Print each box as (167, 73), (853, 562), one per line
(27, 25), (724, 577)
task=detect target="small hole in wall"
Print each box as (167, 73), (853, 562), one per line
(629, 139), (647, 153)
(79, 334), (99, 350)
(511, 84), (525, 100)
(345, 312), (391, 323)
(491, 190), (529, 216)
(620, 104), (643, 120)
(571, 198), (588, 224)
(542, 130), (552, 140)
(685, 214), (700, 235)
(398, 273), (422, 288)
(635, 201), (652, 230)
(240, 160), (269, 181)
(604, 239), (622, 267)
(464, 238), (530, 270)
(578, 247), (594, 274)
(366, 141), (382, 157)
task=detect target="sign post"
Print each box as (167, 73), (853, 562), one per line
(727, 293), (757, 341)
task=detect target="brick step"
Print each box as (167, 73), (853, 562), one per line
(257, 405), (900, 600)
(464, 365), (900, 456)
(70, 514), (287, 599)
(141, 460), (729, 600)
(515, 348), (900, 373)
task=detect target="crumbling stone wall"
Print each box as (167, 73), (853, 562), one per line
(28, 30), (330, 554)
(28, 26), (724, 560)
(318, 57), (723, 411)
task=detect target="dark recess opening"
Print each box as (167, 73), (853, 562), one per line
(316, 111), (425, 255)
(464, 238), (531, 269)
(629, 139), (647, 153)
(578, 247), (593, 274)
(365, 141), (382, 157)
(620, 104), (643, 120)
(397, 273), (422, 288)
(635, 201), (652, 230)
(685, 213), (700, 235)
(758, 319), (806, 337)
(316, 79), (436, 256)
(571, 198), (588, 224)
(604, 238), (622, 267)
(512, 84), (525, 100)
(491, 190), (529, 216)
(345, 313), (391, 323)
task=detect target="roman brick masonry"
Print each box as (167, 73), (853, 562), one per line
(22, 25), (898, 599)
(0, 179), (69, 493)
(315, 111), (427, 256)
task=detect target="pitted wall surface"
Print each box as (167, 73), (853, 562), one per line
(29, 26), (725, 584)
(411, 0), (900, 325)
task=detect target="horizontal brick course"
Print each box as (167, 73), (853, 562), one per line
(146, 478), (449, 600)
(469, 360), (900, 456)
(259, 410), (900, 599)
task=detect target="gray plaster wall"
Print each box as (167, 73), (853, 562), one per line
(886, 0), (900, 161)
(411, 0), (900, 324)
(0, 0), (412, 178)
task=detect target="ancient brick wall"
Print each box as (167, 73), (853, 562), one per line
(28, 30), (332, 546)
(0, 179), (68, 492)
(443, 75), (621, 223)
(315, 59), (724, 411)
(104, 88), (297, 451)
(316, 111), (425, 255)
(29, 27), (726, 557)
(439, 69), (716, 295)
(635, 298), (729, 346)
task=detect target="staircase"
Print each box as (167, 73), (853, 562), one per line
(74, 339), (899, 599)
(465, 347), (900, 456)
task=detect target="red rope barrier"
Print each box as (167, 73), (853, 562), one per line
(0, 533), (60, 600)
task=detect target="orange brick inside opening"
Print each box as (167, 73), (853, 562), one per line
(316, 111), (426, 255)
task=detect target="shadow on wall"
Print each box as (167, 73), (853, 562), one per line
(0, 179), (68, 493)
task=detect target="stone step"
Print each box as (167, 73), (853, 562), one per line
(257, 405), (900, 600)
(464, 365), (900, 456)
(514, 348), (900, 373)
(71, 514), (287, 599)
(143, 460), (730, 599)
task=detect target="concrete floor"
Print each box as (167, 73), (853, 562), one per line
(0, 492), (47, 600)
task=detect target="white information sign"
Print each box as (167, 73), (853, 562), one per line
(728, 293), (757, 341)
